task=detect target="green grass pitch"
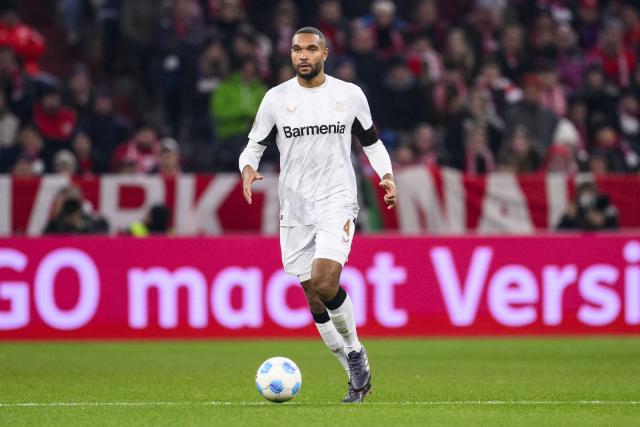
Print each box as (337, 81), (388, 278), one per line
(0, 338), (639, 426)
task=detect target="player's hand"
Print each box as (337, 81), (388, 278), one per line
(379, 174), (397, 209)
(242, 165), (263, 204)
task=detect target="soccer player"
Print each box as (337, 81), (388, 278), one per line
(239, 26), (397, 403)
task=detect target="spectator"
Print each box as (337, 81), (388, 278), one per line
(474, 59), (522, 116)
(462, 123), (495, 175)
(444, 87), (502, 169)
(497, 126), (543, 174)
(556, 180), (619, 230)
(6, 125), (46, 175)
(162, 0), (205, 46)
(120, 0), (161, 98)
(11, 155), (33, 177)
(438, 0), (474, 25)
(316, 0), (349, 56)
(554, 24), (587, 93)
(43, 185), (109, 234)
(462, 87), (504, 152)
(392, 143), (416, 168)
(591, 124), (632, 172)
(0, 90), (19, 149)
(588, 153), (609, 174)
(43, 197), (107, 234)
(548, 118), (583, 174)
(98, 0), (119, 74)
(575, 0), (599, 50)
(193, 39), (230, 126)
(332, 57), (362, 87)
(227, 30), (260, 71)
(544, 144), (578, 174)
(359, 0), (405, 59)
(412, 123), (442, 167)
(0, 46), (36, 123)
(213, 0), (245, 52)
(127, 204), (171, 236)
(71, 130), (105, 177)
(528, 11), (557, 64)
(273, 61), (295, 86)
(348, 21), (385, 94)
(210, 58), (266, 170)
(406, 36), (443, 85)
(155, 137), (181, 176)
(52, 149), (77, 176)
(463, 1), (502, 59)
(578, 65), (618, 138)
(431, 62), (468, 123)
(630, 65), (640, 106)
(266, 0), (299, 59)
(0, 5), (46, 75)
(111, 124), (160, 173)
(156, 0), (205, 136)
(59, 0), (87, 46)
(505, 73), (558, 148)
(567, 95), (588, 150)
(33, 85), (77, 162)
(622, 4), (640, 51)
(78, 87), (130, 161)
(496, 23), (528, 83)
(443, 28), (477, 82)
(64, 63), (93, 119)
(404, 0), (448, 51)
(537, 62), (567, 117)
(377, 57), (425, 135)
(588, 20), (636, 87)
(618, 91), (640, 155)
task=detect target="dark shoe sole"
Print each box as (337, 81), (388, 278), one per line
(342, 382), (372, 404)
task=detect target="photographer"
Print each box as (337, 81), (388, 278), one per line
(43, 186), (109, 234)
(556, 181), (619, 231)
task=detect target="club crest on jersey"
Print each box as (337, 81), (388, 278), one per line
(283, 122), (346, 138)
(286, 105), (297, 113)
(335, 102), (345, 112)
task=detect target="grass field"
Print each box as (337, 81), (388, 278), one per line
(0, 338), (639, 426)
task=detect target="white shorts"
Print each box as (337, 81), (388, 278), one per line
(280, 216), (356, 282)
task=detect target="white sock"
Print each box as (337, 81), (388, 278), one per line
(327, 292), (363, 355)
(315, 321), (350, 379)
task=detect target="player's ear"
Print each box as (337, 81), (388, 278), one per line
(323, 47), (329, 61)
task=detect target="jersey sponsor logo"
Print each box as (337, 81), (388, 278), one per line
(282, 122), (346, 138)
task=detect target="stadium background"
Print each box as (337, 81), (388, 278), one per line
(0, 1), (639, 425)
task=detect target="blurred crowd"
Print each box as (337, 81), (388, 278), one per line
(1, 0), (640, 179)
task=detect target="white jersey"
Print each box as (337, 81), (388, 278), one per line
(244, 75), (375, 226)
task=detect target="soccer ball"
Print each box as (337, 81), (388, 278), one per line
(255, 357), (302, 403)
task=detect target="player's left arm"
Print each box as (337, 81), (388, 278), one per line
(351, 86), (397, 209)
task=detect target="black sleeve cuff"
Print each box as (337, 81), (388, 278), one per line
(351, 118), (378, 147)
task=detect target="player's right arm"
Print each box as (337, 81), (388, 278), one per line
(238, 91), (277, 204)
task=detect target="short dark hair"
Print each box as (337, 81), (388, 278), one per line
(293, 26), (326, 46)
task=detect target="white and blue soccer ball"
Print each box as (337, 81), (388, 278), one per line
(255, 357), (302, 403)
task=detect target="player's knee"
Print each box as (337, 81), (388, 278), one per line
(312, 275), (339, 301)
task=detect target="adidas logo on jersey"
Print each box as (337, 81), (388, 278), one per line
(283, 122), (346, 138)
